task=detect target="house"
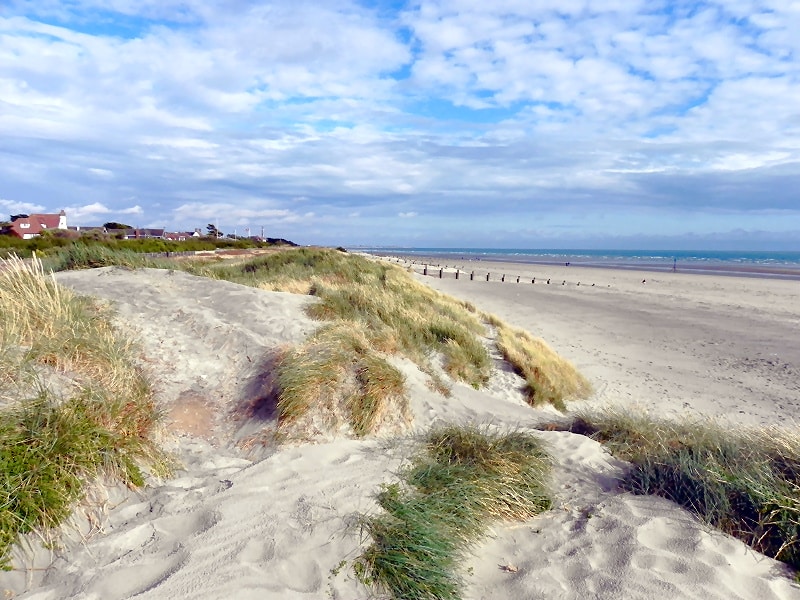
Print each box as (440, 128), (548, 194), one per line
(105, 228), (165, 240)
(8, 211), (67, 239)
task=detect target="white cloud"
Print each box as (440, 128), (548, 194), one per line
(171, 202), (305, 226)
(1, 1), (799, 247)
(0, 198), (46, 216)
(63, 202), (143, 221)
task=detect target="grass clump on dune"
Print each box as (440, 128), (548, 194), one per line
(276, 323), (408, 438)
(491, 318), (592, 410)
(565, 410), (800, 573)
(44, 243), (171, 272)
(353, 425), (552, 600)
(0, 255), (168, 569)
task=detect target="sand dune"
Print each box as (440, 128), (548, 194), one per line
(2, 265), (799, 599)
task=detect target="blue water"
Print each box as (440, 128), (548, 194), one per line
(355, 248), (800, 280)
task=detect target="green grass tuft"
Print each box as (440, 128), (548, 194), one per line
(354, 425), (552, 599)
(564, 410), (800, 573)
(0, 255), (169, 569)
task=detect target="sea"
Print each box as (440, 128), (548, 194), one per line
(353, 248), (800, 281)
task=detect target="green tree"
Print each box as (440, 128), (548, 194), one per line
(103, 222), (133, 230)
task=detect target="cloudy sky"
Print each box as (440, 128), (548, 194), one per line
(1, 1), (799, 248)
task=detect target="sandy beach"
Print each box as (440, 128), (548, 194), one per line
(391, 255), (800, 427)
(2, 262), (800, 599)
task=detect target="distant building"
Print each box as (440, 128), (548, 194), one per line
(105, 228), (166, 240)
(8, 210), (67, 239)
(164, 231), (200, 241)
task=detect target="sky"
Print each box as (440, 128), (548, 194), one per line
(1, 1), (799, 249)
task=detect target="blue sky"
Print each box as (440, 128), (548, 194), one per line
(1, 0), (799, 249)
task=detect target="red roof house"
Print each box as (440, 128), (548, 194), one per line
(8, 211), (67, 239)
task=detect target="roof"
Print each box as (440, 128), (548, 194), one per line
(8, 212), (66, 238)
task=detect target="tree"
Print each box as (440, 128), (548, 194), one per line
(103, 222), (133, 230)
(206, 223), (221, 238)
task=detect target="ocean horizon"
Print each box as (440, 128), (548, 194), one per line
(355, 247), (800, 280)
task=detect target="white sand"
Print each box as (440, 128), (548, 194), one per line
(408, 258), (800, 427)
(2, 265), (799, 599)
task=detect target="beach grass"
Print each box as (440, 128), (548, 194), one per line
(353, 424), (552, 600)
(561, 410), (800, 573)
(46, 245), (591, 434)
(490, 317), (592, 410)
(44, 242), (170, 272)
(0, 255), (169, 569)
(275, 323), (408, 437)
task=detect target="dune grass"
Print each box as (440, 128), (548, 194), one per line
(204, 248), (498, 434)
(0, 255), (169, 569)
(275, 323), (408, 437)
(562, 410), (800, 573)
(46, 245), (591, 434)
(209, 248), (590, 429)
(44, 243), (172, 272)
(353, 425), (552, 600)
(489, 317), (592, 410)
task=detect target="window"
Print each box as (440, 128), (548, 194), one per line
(20, 223), (30, 229)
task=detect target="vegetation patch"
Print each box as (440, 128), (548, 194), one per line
(44, 243), (170, 272)
(45, 245), (592, 436)
(558, 410), (800, 573)
(275, 323), (409, 438)
(352, 425), (552, 600)
(491, 318), (592, 410)
(0, 255), (169, 569)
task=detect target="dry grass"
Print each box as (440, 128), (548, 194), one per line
(276, 323), (409, 438)
(493, 319), (592, 410)
(0, 255), (141, 398)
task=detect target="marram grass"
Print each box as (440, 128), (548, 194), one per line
(353, 425), (552, 600)
(275, 323), (409, 438)
(47, 245), (592, 436)
(492, 320), (592, 410)
(564, 409), (800, 573)
(0, 255), (169, 569)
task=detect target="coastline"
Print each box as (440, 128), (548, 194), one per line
(380, 254), (800, 428)
(365, 250), (800, 281)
